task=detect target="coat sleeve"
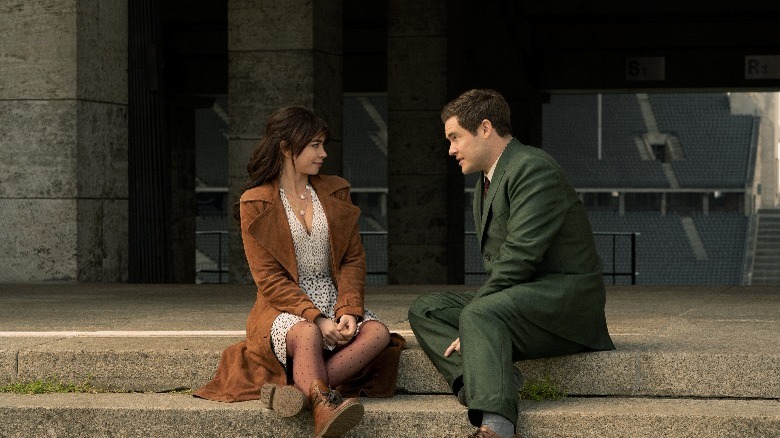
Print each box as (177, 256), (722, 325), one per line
(475, 156), (570, 299)
(332, 187), (367, 321)
(240, 201), (323, 322)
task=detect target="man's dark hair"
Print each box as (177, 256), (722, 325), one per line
(441, 89), (512, 137)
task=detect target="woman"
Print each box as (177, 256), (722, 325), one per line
(195, 106), (404, 438)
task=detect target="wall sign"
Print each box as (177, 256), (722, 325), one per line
(625, 57), (665, 81)
(745, 55), (780, 79)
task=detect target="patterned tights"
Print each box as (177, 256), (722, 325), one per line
(285, 320), (391, 395)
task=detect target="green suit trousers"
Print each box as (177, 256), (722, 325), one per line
(408, 290), (586, 427)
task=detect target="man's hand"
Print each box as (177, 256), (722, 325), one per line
(315, 316), (347, 348)
(335, 315), (358, 346)
(444, 337), (460, 357)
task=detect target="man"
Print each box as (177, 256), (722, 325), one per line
(408, 89), (614, 438)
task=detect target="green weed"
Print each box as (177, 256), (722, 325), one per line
(0, 378), (102, 395)
(519, 374), (567, 401)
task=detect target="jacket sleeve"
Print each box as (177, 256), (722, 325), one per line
(475, 156), (570, 299)
(241, 201), (323, 322)
(332, 187), (367, 321)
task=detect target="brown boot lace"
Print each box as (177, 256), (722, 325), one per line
(319, 387), (344, 406)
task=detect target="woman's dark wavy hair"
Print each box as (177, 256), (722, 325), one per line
(232, 106), (329, 220)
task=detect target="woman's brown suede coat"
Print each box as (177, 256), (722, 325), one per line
(194, 174), (404, 402)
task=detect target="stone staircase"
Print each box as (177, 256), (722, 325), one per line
(0, 284), (779, 437)
(752, 209), (780, 284)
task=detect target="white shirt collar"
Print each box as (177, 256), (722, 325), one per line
(485, 139), (511, 182)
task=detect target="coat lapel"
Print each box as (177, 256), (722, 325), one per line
(310, 175), (361, 272)
(244, 180), (300, 282)
(243, 175), (360, 285)
(477, 139), (520, 245)
(473, 177), (484, 245)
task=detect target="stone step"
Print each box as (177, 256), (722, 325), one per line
(752, 255), (780, 261)
(752, 261), (780, 267)
(3, 334), (780, 400)
(753, 247), (780, 253)
(752, 268), (780, 274)
(0, 393), (778, 438)
(752, 266), (780, 272)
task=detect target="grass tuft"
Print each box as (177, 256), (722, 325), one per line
(0, 378), (102, 395)
(519, 373), (567, 401)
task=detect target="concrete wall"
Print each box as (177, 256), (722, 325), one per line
(227, 0), (343, 283)
(0, 0), (128, 281)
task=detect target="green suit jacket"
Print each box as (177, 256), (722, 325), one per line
(474, 139), (614, 350)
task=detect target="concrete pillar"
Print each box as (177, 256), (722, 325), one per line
(387, 0), (462, 284)
(227, 0), (343, 283)
(0, 0), (128, 281)
(730, 92), (779, 211)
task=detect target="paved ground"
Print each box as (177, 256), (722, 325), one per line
(0, 283), (779, 437)
(1, 283), (778, 351)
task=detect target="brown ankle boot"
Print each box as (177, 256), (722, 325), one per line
(308, 379), (364, 438)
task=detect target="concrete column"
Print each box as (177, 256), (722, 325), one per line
(0, 0), (128, 281)
(730, 92), (779, 211)
(387, 0), (461, 284)
(227, 0), (343, 283)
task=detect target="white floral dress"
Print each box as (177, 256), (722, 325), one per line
(270, 185), (379, 366)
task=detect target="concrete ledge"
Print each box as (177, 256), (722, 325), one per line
(15, 337), (232, 392)
(519, 397), (780, 438)
(6, 335), (780, 399)
(1, 284), (779, 401)
(0, 394), (778, 438)
(400, 342), (780, 399)
(0, 350), (15, 385)
(0, 393), (473, 438)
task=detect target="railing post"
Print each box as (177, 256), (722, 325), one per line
(611, 234), (617, 285)
(217, 232), (223, 284)
(631, 232), (637, 285)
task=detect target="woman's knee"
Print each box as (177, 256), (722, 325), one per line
(360, 320), (390, 344)
(287, 320), (322, 343)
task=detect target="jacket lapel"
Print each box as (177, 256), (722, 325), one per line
(478, 139), (520, 244)
(244, 176), (360, 284)
(311, 176), (361, 271)
(245, 181), (300, 282)
(473, 177), (484, 245)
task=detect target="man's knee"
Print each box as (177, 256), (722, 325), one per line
(408, 293), (439, 322)
(459, 299), (506, 330)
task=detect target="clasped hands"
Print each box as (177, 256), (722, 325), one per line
(315, 314), (357, 348)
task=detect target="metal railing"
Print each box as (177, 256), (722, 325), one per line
(195, 230), (229, 283)
(363, 230), (638, 285)
(196, 230), (638, 285)
(593, 232), (638, 285)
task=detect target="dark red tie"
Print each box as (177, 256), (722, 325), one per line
(483, 176), (490, 199)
